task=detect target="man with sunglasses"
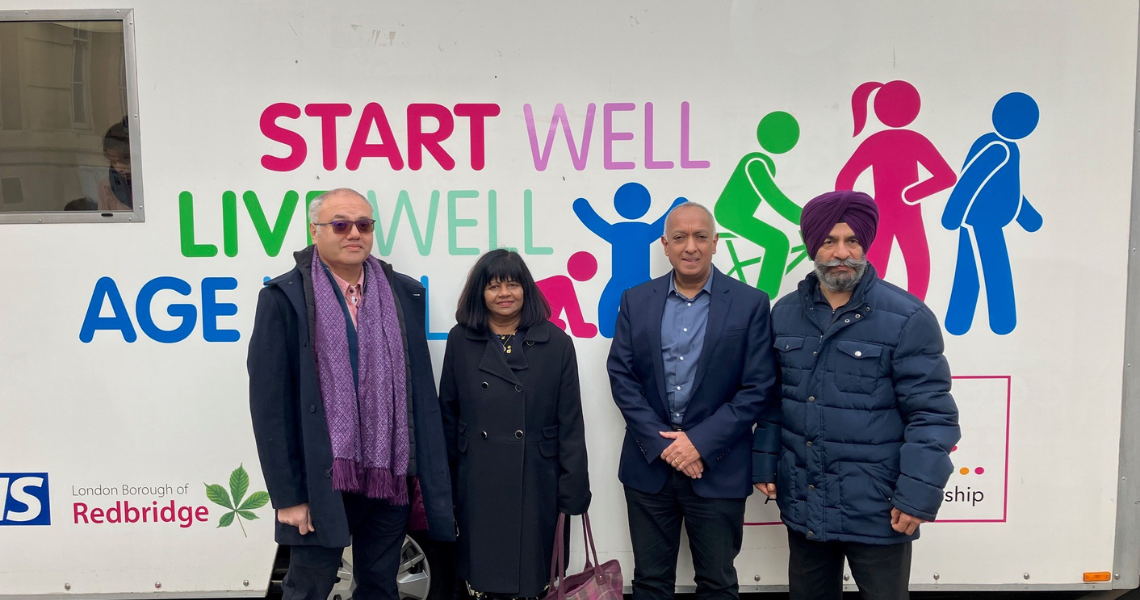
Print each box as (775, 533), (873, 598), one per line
(248, 188), (454, 600)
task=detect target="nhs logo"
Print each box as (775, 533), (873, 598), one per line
(0, 473), (50, 525)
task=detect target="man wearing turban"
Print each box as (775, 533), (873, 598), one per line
(751, 191), (960, 600)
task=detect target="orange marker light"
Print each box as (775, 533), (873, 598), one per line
(1083, 572), (1111, 583)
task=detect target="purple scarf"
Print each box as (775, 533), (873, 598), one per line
(312, 249), (410, 504)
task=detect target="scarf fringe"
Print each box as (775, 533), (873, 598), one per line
(331, 458), (409, 505)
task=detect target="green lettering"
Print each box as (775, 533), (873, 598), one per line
(487, 190), (498, 250)
(244, 190), (299, 257)
(222, 191), (238, 257)
(178, 192), (218, 258)
(372, 190), (440, 257)
(524, 189), (553, 255)
(447, 190), (480, 256)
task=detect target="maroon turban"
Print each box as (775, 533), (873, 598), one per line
(800, 191), (879, 259)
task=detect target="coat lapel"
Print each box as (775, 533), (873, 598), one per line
(647, 276), (670, 409)
(467, 328), (524, 386)
(277, 271), (311, 347)
(691, 270), (732, 398)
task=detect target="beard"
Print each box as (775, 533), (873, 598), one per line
(814, 256), (868, 292)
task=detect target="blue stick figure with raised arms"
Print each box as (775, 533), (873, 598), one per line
(574, 182), (686, 338)
(941, 92), (1043, 335)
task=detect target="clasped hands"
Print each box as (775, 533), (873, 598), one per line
(752, 483), (927, 535)
(660, 431), (703, 479)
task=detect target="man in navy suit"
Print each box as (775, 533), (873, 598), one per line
(608, 202), (778, 600)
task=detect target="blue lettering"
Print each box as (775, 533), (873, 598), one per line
(420, 276), (448, 340)
(79, 277), (137, 343)
(136, 277), (197, 343)
(201, 277), (240, 342)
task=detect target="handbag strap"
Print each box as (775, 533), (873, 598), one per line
(580, 513), (602, 574)
(548, 513), (568, 598)
(550, 512), (607, 598)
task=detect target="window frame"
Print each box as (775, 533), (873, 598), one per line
(0, 9), (143, 224)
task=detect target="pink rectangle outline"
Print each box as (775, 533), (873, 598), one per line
(744, 374), (1011, 527)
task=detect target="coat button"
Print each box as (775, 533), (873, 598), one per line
(481, 382), (489, 390)
(806, 441), (813, 448)
(808, 396), (815, 402)
(807, 531), (815, 539)
(481, 431), (488, 439)
(526, 340), (535, 346)
(845, 319), (850, 324)
(514, 384), (523, 392)
(514, 430), (524, 439)
(854, 350), (863, 357)
(309, 404), (316, 413)
(808, 484), (815, 491)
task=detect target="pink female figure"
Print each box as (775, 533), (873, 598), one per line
(835, 80), (957, 300)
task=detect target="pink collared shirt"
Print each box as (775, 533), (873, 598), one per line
(330, 268), (365, 327)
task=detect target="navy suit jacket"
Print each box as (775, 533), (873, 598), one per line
(608, 268), (779, 498)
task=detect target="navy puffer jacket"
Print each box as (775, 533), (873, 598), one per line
(752, 265), (960, 544)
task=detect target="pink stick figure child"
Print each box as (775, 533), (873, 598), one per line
(835, 80), (957, 300)
(536, 251), (599, 338)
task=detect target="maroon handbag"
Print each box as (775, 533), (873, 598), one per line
(541, 513), (623, 600)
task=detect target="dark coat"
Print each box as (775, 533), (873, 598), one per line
(608, 268), (779, 499)
(440, 320), (591, 597)
(752, 265), (960, 545)
(247, 246), (455, 547)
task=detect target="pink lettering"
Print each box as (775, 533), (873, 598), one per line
(260, 103), (307, 172)
(644, 102), (673, 169)
(90, 507), (104, 523)
(106, 501), (121, 523)
(680, 101), (710, 169)
(303, 103), (353, 170)
(177, 506), (193, 528)
(453, 103), (501, 170)
(603, 102), (636, 170)
(346, 103), (404, 171)
(407, 104), (456, 170)
(195, 506), (209, 523)
(74, 502), (89, 523)
(523, 103), (595, 171)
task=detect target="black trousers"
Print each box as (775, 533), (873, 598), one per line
(281, 493), (412, 600)
(624, 472), (747, 600)
(787, 528), (912, 600)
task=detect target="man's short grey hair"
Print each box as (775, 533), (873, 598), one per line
(308, 188), (369, 224)
(663, 201), (716, 233)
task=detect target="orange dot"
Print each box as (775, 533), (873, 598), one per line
(960, 467), (970, 475)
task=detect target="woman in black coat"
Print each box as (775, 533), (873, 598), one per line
(440, 249), (591, 599)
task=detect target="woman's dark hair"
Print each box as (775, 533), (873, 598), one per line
(455, 249), (551, 332)
(103, 117), (129, 156)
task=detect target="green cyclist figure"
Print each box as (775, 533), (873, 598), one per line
(713, 111), (805, 298)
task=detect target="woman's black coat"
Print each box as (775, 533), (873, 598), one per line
(440, 320), (591, 597)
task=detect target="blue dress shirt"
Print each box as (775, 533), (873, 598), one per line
(660, 272), (713, 426)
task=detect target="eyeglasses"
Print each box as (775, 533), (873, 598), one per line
(312, 219), (376, 234)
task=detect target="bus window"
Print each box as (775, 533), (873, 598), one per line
(0, 12), (142, 224)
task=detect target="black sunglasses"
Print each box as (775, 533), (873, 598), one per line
(313, 219), (376, 234)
